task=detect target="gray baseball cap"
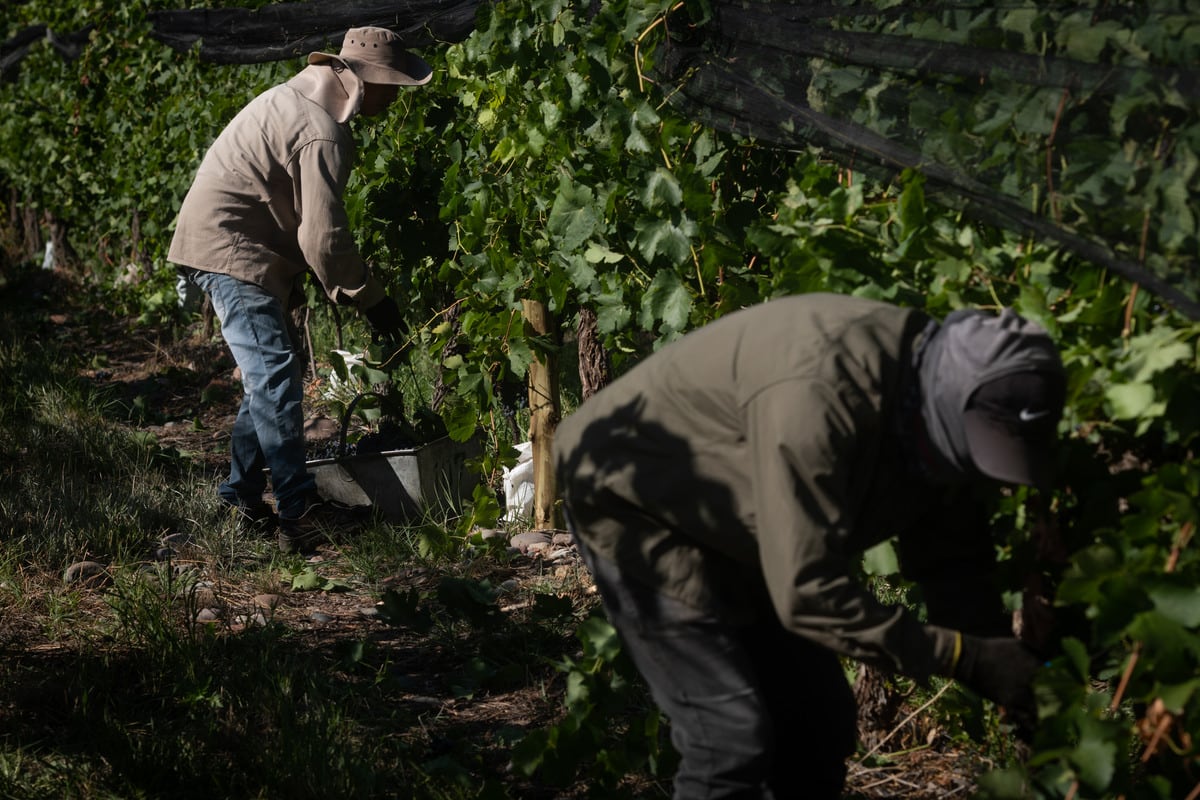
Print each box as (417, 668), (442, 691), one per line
(920, 308), (1066, 487)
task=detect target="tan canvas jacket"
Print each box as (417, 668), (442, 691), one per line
(168, 65), (385, 310)
(555, 294), (1004, 680)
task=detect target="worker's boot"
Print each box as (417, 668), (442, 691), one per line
(278, 495), (369, 554)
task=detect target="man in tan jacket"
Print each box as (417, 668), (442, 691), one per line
(555, 293), (1066, 798)
(170, 27), (430, 553)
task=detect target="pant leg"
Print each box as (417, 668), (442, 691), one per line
(746, 618), (858, 798)
(580, 545), (771, 799)
(217, 391), (268, 507)
(578, 540), (855, 800)
(189, 270), (315, 517)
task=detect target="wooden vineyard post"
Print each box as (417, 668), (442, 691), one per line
(521, 298), (562, 531)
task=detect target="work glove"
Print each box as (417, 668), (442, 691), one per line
(364, 295), (407, 342)
(955, 634), (1040, 737)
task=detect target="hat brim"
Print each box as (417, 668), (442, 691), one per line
(962, 408), (1054, 487)
(307, 51), (432, 86)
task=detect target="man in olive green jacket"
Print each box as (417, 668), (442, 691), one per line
(171, 27), (430, 552)
(555, 293), (1066, 798)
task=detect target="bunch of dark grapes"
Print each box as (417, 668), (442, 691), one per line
(357, 418), (420, 454)
(307, 436), (357, 461)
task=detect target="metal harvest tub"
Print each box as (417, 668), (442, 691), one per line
(306, 436), (480, 522)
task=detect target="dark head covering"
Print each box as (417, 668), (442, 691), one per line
(917, 308), (1065, 487)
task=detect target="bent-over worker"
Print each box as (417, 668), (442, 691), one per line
(554, 293), (1065, 798)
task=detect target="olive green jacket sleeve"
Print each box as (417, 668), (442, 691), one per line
(748, 378), (960, 679)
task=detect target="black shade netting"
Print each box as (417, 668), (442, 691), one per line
(3, 2), (482, 77)
(655, 0), (1200, 318)
(147, 0), (482, 63)
(0, 24), (92, 79)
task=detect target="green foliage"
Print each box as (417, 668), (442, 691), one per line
(788, 3), (1200, 307)
(286, 566), (351, 593)
(997, 468), (1199, 800)
(376, 576), (504, 632)
(510, 613), (675, 795)
(0, 1), (288, 282)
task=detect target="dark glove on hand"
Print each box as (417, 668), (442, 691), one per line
(364, 296), (407, 342)
(956, 635), (1041, 736)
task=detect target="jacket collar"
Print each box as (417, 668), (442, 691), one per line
(286, 64), (363, 124)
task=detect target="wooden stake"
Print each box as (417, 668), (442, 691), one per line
(522, 298), (561, 531)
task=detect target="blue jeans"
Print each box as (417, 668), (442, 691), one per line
(572, 536), (858, 799)
(184, 269), (315, 519)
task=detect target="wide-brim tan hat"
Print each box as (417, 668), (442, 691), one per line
(308, 26), (432, 86)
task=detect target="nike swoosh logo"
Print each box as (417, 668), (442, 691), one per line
(1019, 408), (1050, 422)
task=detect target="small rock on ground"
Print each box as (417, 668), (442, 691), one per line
(252, 593), (282, 611)
(63, 561), (109, 588)
(509, 530), (552, 552)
